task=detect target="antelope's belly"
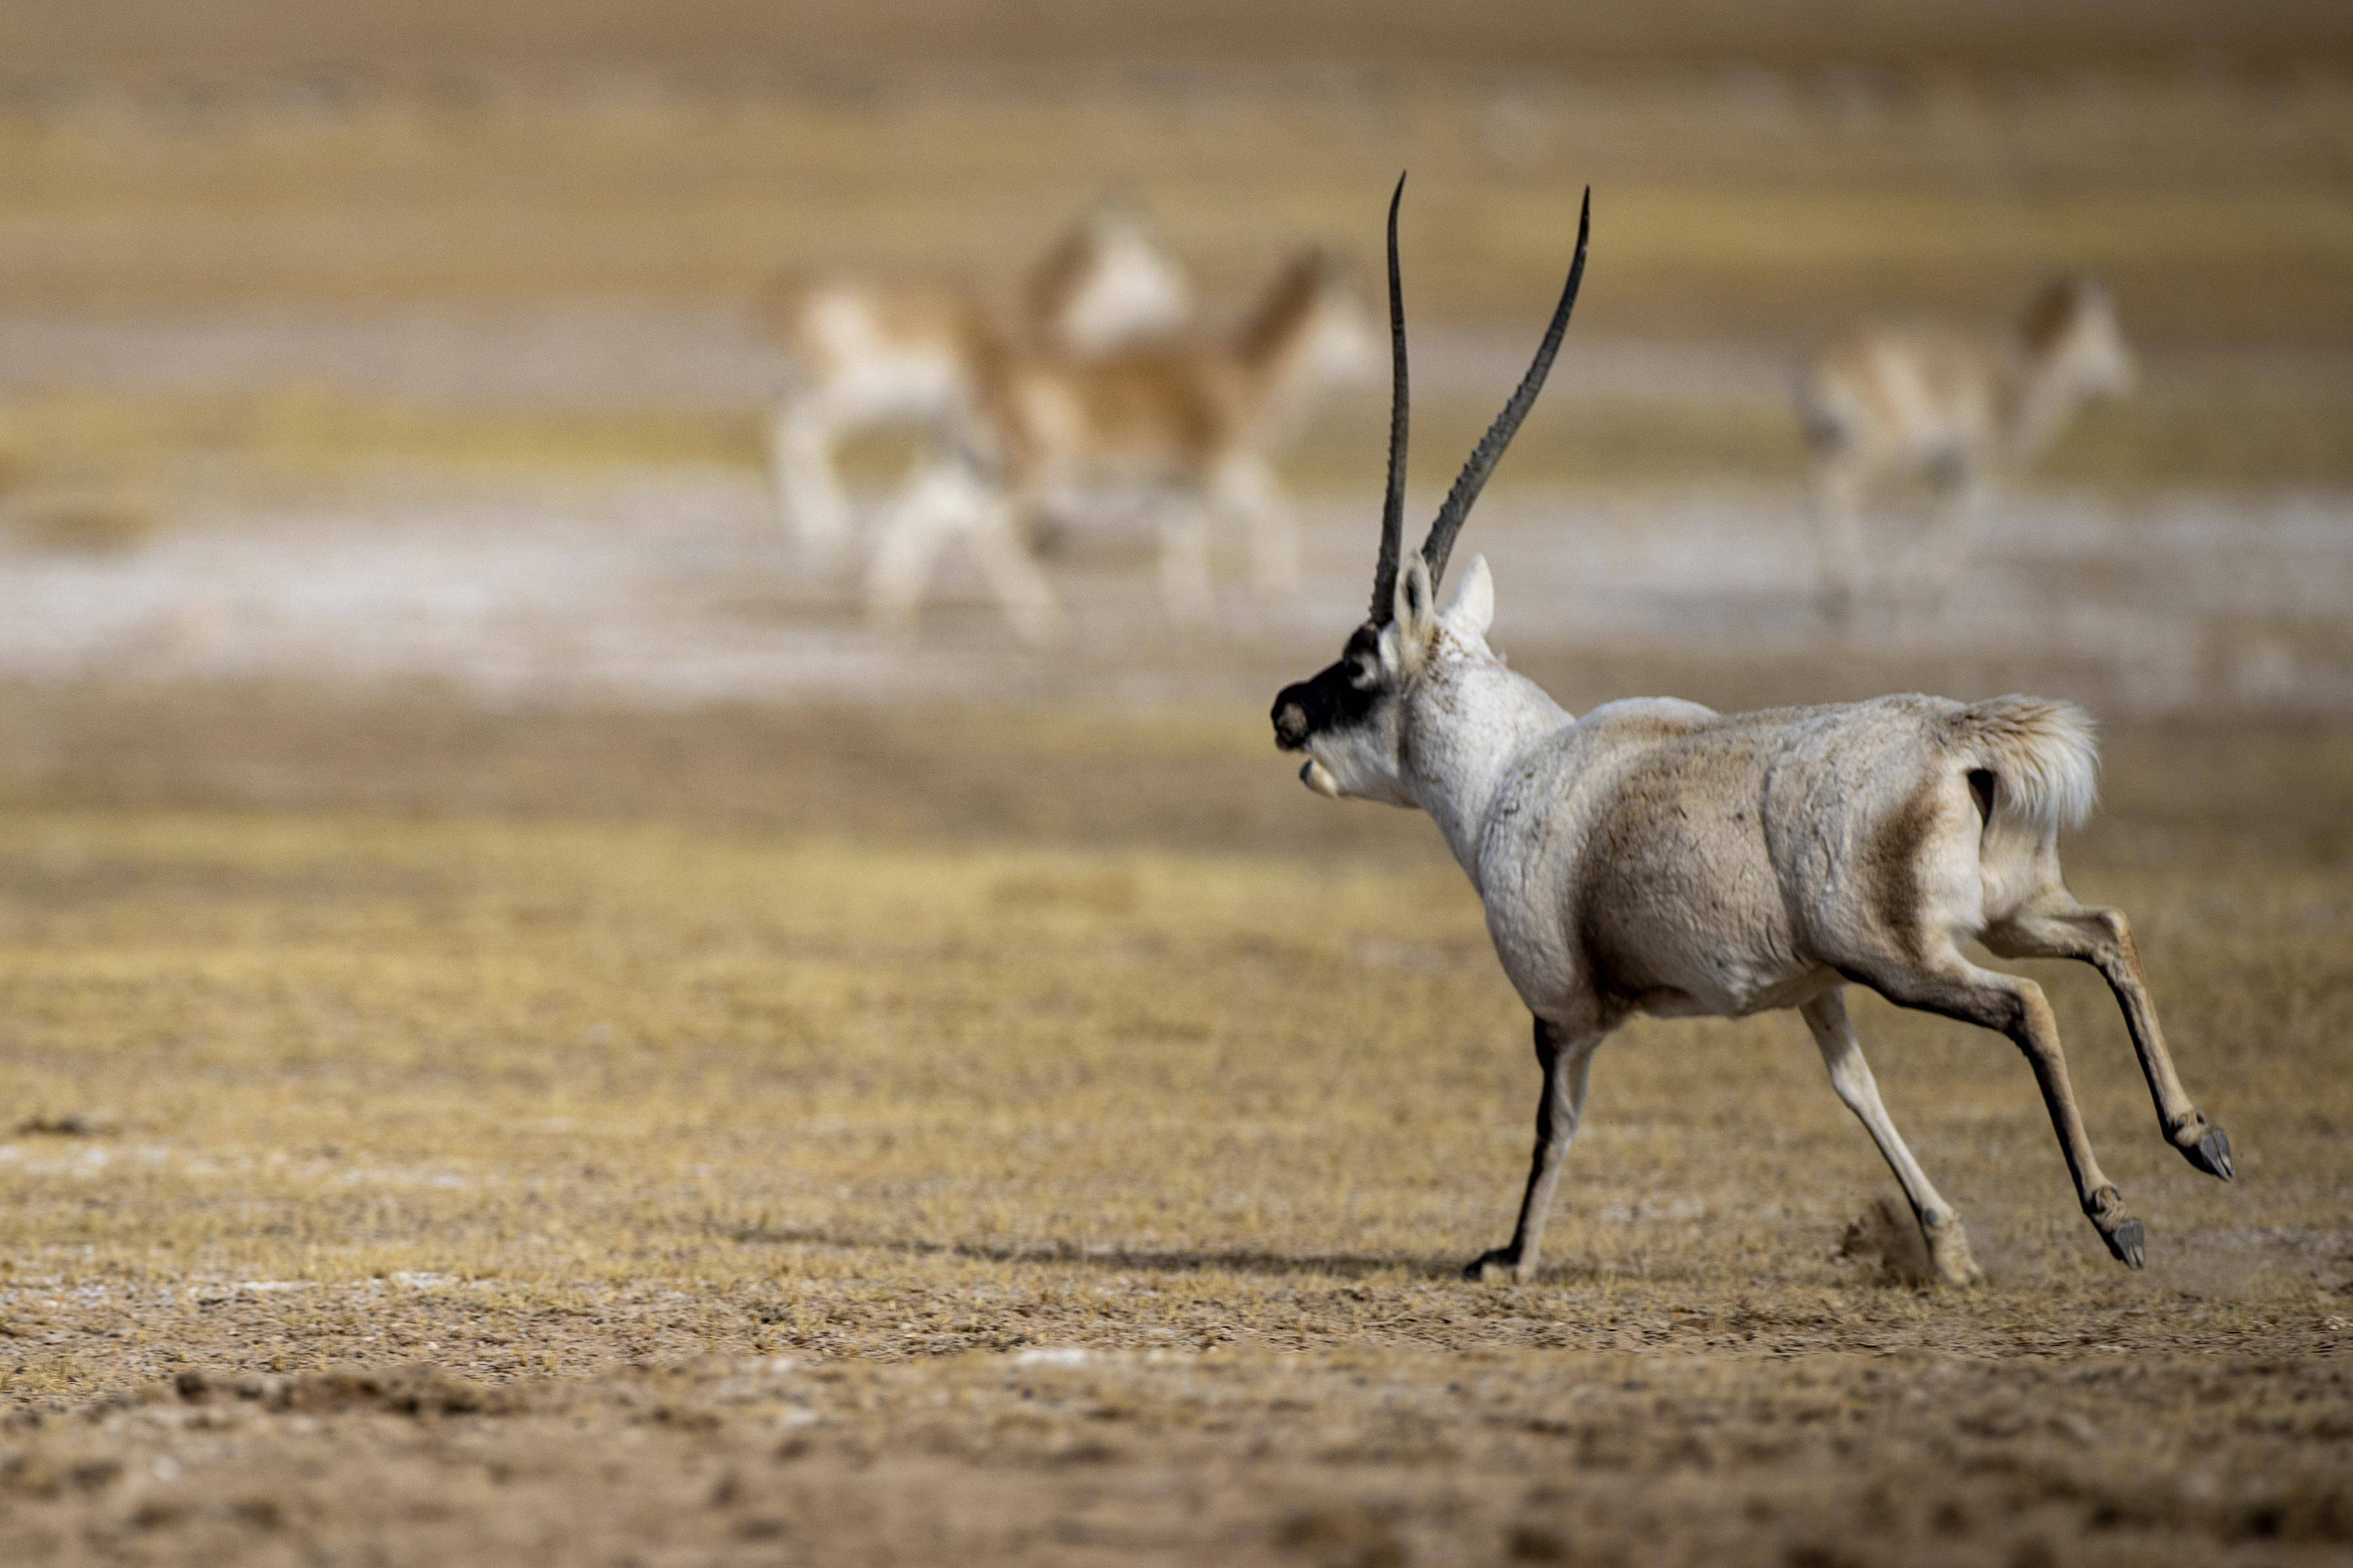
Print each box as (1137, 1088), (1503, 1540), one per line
(1627, 962), (1838, 1020)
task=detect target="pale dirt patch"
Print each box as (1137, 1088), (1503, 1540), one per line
(0, 470), (2346, 718)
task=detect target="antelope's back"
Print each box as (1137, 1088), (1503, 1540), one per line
(1800, 324), (2002, 459)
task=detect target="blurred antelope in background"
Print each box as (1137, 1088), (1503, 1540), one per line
(1798, 276), (2136, 619)
(758, 201), (1193, 556)
(1273, 182), (2228, 1287)
(868, 247), (1379, 641)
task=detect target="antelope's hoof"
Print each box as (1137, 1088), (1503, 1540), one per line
(1923, 1219), (1985, 1289)
(2102, 1218), (2146, 1270)
(2183, 1126), (2235, 1181)
(1463, 1247), (1523, 1284)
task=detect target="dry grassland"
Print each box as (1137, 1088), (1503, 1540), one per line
(0, 76), (2346, 345)
(10, 370), (2353, 506)
(6, 0), (2348, 78)
(0, 699), (2346, 1564)
(0, 11), (2346, 1559)
(0, 67), (2345, 516)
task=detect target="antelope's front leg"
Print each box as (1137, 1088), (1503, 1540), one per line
(1466, 1017), (1603, 1283)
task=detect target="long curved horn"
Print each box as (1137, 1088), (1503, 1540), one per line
(1419, 186), (1590, 590)
(1369, 172), (1410, 623)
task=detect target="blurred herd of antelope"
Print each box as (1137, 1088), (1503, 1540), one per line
(1798, 276), (2136, 622)
(758, 202), (1378, 641)
(759, 201), (2133, 642)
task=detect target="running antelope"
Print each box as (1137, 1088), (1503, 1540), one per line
(867, 247), (1379, 640)
(758, 202), (1193, 556)
(1798, 276), (2136, 619)
(1273, 182), (2228, 1286)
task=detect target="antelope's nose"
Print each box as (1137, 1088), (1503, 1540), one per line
(1271, 686), (1313, 750)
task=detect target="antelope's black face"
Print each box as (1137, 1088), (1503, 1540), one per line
(1271, 615), (1413, 807)
(1274, 176), (1585, 806)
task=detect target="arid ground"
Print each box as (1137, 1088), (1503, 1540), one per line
(0, 693), (2348, 1567)
(1, 8), (2350, 1563)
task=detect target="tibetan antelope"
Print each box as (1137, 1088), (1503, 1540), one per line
(867, 247), (1379, 640)
(1273, 181), (2229, 1287)
(1798, 276), (2136, 619)
(758, 202), (1193, 557)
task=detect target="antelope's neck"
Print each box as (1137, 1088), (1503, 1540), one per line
(1400, 657), (1570, 889)
(1231, 282), (1322, 433)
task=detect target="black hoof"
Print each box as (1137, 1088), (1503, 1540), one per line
(2104, 1218), (2146, 1269)
(1463, 1248), (1517, 1282)
(2184, 1126), (2235, 1181)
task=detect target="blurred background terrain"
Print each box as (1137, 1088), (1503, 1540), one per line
(0, 3), (2348, 718)
(0, 5), (2348, 1565)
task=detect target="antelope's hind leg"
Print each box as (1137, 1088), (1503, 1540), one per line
(1807, 458), (1869, 628)
(1801, 990), (1982, 1286)
(770, 392), (855, 561)
(1909, 459), (1990, 610)
(1985, 894), (2234, 1180)
(1466, 1018), (1604, 1284)
(867, 461), (1063, 644)
(1863, 949), (2146, 1268)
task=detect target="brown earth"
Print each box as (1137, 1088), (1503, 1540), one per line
(0, 689), (2347, 1565)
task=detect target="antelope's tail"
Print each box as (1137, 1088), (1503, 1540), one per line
(1945, 696), (2099, 837)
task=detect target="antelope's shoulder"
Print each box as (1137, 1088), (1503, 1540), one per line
(1481, 698), (1724, 845)
(1497, 696), (1710, 775)
(1555, 697), (1731, 768)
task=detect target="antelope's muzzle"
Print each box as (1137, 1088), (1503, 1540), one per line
(1271, 683), (1319, 750)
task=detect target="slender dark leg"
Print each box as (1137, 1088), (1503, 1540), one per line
(1985, 898), (2233, 1179)
(1466, 1018), (1606, 1283)
(1868, 953), (2145, 1268)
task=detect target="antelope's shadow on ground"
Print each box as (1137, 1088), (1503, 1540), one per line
(725, 1225), (1496, 1283)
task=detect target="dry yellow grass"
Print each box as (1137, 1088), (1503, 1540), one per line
(0, 698), (2346, 1563)
(0, 69), (2343, 521)
(0, 75), (2344, 343)
(6, 0), (2345, 78)
(9, 371), (2353, 504)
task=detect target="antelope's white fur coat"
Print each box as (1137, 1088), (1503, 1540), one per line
(1286, 551), (2225, 1286)
(1313, 555), (2096, 1026)
(1277, 180), (2228, 1286)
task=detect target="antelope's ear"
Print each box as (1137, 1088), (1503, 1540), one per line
(1390, 555), (1438, 659)
(1442, 555), (1495, 640)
